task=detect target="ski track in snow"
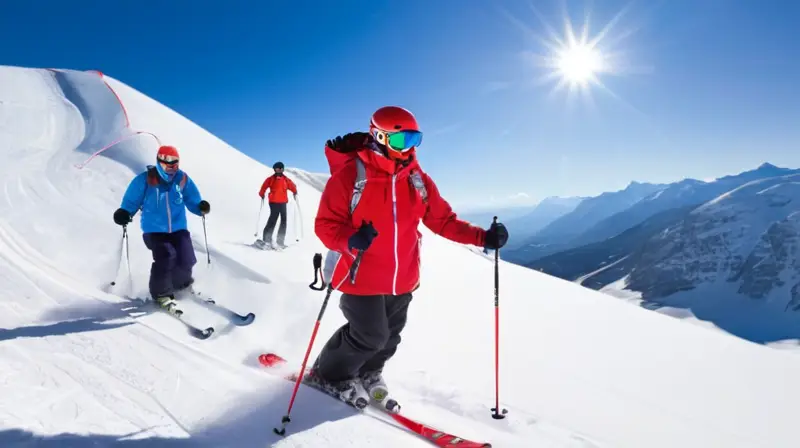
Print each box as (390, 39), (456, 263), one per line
(1, 64), (800, 447)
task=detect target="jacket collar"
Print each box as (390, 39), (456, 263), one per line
(357, 143), (420, 177)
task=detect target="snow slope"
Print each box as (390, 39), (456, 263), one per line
(1, 65), (800, 447)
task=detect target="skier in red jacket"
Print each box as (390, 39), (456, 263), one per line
(256, 161), (298, 249)
(308, 106), (509, 407)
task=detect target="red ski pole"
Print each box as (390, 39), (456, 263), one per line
(490, 217), (508, 420)
(274, 251), (364, 436)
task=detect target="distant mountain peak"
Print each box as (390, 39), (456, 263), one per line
(756, 162), (779, 170)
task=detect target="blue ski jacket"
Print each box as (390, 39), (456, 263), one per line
(120, 166), (204, 234)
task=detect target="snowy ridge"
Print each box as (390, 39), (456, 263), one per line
(611, 174), (800, 344)
(1, 64), (800, 447)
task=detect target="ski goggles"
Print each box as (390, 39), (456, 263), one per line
(373, 129), (423, 152)
(157, 154), (179, 172)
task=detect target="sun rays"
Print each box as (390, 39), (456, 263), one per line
(507, 1), (650, 110)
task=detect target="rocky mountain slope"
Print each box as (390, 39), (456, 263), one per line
(569, 163), (800, 248)
(626, 174), (800, 302)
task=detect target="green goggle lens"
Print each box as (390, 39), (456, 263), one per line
(386, 130), (423, 151)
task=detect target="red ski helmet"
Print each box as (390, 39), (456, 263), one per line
(369, 106), (423, 161)
(156, 145), (180, 175)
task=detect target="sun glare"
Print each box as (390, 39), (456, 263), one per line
(557, 42), (603, 86)
(511, 2), (648, 108)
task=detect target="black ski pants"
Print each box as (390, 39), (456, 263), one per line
(313, 293), (413, 383)
(262, 202), (288, 245)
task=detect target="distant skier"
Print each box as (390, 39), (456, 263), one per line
(256, 161), (298, 250)
(309, 106), (509, 406)
(112, 145), (210, 313)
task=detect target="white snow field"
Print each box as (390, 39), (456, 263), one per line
(1, 65), (799, 448)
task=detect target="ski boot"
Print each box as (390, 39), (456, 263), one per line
(254, 239), (272, 250)
(155, 295), (181, 316)
(361, 370), (388, 401)
(303, 371), (370, 409)
(361, 370), (400, 412)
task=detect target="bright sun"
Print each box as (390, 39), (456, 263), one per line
(556, 43), (603, 86)
(517, 4), (646, 106)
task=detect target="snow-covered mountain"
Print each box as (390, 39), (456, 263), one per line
(602, 174), (800, 344)
(464, 196), (585, 251)
(502, 196), (585, 249)
(525, 204), (696, 287)
(458, 204), (540, 230)
(569, 163), (800, 248)
(2, 64), (800, 447)
(505, 181), (665, 262)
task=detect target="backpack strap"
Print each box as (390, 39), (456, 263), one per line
(349, 159), (428, 215)
(146, 166), (160, 186)
(409, 169), (428, 203)
(179, 172), (188, 191)
(350, 158), (368, 214)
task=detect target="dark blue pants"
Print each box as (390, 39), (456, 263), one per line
(142, 230), (196, 299)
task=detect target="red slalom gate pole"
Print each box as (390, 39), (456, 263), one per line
(490, 217), (507, 420)
(274, 251), (363, 436)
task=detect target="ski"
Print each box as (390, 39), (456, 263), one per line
(125, 296), (215, 340)
(252, 239), (293, 252)
(258, 353), (492, 447)
(178, 290), (255, 325)
(161, 307), (215, 340)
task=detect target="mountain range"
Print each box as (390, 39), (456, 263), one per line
(459, 196), (585, 249)
(504, 180), (667, 262)
(512, 162), (800, 343)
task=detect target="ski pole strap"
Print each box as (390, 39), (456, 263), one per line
(309, 253), (326, 291)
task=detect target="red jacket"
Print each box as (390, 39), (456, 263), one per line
(315, 146), (486, 296)
(259, 174), (297, 203)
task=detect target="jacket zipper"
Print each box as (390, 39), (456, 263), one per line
(391, 173), (398, 295)
(166, 188), (172, 232)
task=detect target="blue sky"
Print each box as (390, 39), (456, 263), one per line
(2, 0), (800, 211)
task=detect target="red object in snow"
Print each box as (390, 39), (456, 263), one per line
(258, 352), (286, 368)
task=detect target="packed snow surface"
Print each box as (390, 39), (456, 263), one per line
(0, 65), (799, 447)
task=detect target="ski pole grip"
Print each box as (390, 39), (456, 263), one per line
(309, 253), (326, 291)
(312, 253), (322, 270)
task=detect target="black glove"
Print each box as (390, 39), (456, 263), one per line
(113, 208), (131, 226)
(199, 200), (210, 214)
(348, 221), (378, 252)
(327, 132), (373, 153)
(484, 221), (509, 250)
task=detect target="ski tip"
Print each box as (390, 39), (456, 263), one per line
(193, 327), (215, 339)
(232, 312), (255, 326)
(258, 353), (286, 368)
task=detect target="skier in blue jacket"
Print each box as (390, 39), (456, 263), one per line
(112, 145), (210, 313)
